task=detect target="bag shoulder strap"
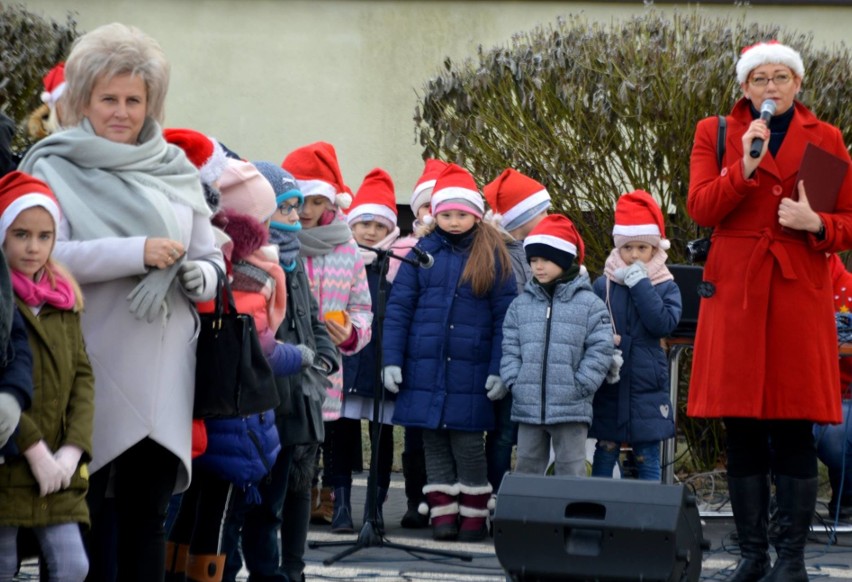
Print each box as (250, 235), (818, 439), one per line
(716, 114), (727, 169)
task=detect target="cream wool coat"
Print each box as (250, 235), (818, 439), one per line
(52, 204), (221, 492)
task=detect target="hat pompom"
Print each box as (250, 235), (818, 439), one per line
(422, 213), (434, 225)
(487, 210), (504, 226)
(335, 191), (352, 209)
(659, 239), (671, 251)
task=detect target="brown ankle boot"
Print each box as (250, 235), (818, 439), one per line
(311, 485), (334, 524)
(186, 554), (226, 582)
(165, 542), (189, 581)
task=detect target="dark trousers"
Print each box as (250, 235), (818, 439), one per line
(325, 417), (393, 489)
(486, 393), (517, 491)
(85, 438), (180, 582)
(168, 466), (234, 555)
(724, 417), (817, 479)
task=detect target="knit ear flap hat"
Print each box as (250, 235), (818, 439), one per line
(163, 128), (228, 186)
(348, 168), (397, 230)
(0, 171), (61, 245)
(40, 63), (66, 109)
(612, 190), (670, 250)
(736, 40), (805, 84)
(218, 159), (277, 223)
(281, 141), (351, 209)
(483, 168), (552, 231)
(424, 163), (484, 225)
(410, 159), (449, 217)
(524, 214), (583, 271)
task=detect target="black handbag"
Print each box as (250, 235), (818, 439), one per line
(193, 264), (280, 419)
(687, 114), (727, 264)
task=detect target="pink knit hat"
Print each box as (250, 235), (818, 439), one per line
(218, 159), (277, 223)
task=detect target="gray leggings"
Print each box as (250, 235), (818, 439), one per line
(515, 422), (588, 476)
(422, 428), (488, 487)
(0, 523), (88, 582)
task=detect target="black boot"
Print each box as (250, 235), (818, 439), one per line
(401, 451), (429, 529)
(726, 475), (771, 582)
(331, 485), (354, 534)
(758, 475), (816, 582)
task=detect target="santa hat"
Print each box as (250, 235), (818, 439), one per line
(483, 168), (552, 231)
(281, 141), (351, 209)
(0, 171), (61, 245)
(612, 190), (670, 250)
(410, 159), (449, 216)
(424, 163), (484, 225)
(736, 41), (805, 84)
(163, 128), (228, 186)
(524, 214), (584, 271)
(348, 168), (397, 230)
(40, 63), (66, 109)
(218, 159), (277, 224)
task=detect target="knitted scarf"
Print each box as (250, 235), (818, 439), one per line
(268, 226), (302, 272)
(357, 227), (401, 266)
(12, 269), (75, 310)
(298, 214), (352, 258)
(603, 247), (674, 285)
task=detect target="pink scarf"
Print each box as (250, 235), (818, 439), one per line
(12, 269), (76, 310)
(602, 247), (674, 285)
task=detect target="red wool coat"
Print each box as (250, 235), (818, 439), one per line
(687, 98), (852, 423)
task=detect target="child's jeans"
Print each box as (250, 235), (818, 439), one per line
(515, 422), (587, 476)
(814, 399), (852, 505)
(0, 523), (88, 582)
(592, 440), (661, 481)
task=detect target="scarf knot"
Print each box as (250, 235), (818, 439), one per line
(13, 269), (76, 310)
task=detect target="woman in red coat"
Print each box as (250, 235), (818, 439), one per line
(687, 41), (852, 582)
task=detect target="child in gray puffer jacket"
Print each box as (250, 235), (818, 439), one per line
(500, 214), (614, 477)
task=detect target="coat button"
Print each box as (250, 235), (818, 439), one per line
(772, 185), (783, 196)
(720, 167), (728, 177)
(449, 325), (454, 329)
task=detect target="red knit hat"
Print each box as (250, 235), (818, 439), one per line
(425, 163), (484, 224)
(164, 128), (228, 186)
(281, 142), (352, 209)
(483, 168), (551, 230)
(524, 214), (584, 269)
(612, 190), (670, 250)
(410, 159), (449, 215)
(0, 171), (61, 245)
(347, 168), (397, 229)
(40, 63), (66, 109)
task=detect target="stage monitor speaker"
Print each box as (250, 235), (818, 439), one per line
(493, 474), (706, 581)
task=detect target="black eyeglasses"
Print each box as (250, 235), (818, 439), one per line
(749, 73), (793, 87)
(277, 202), (302, 215)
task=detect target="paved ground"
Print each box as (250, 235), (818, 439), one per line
(17, 473), (852, 580)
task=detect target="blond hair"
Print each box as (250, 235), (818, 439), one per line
(44, 260), (84, 312)
(61, 22), (170, 126)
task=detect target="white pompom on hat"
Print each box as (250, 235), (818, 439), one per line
(281, 141), (351, 209)
(347, 167), (397, 229)
(612, 190), (670, 250)
(736, 41), (805, 84)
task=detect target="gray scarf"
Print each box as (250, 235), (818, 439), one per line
(298, 220), (352, 258)
(19, 118), (210, 321)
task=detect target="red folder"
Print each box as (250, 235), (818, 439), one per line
(792, 142), (850, 212)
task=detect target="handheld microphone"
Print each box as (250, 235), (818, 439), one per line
(749, 99), (777, 159)
(409, 246), (435, 269)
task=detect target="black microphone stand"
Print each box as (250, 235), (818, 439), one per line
(309, 244), (472, 565)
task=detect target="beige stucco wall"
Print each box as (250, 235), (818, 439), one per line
(22, 1), (852, 203)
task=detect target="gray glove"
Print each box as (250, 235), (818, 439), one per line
(606, 348), (624, 384)
(0, 393), (21, 448)
(296, 344), (315, 369)
(127, 259), (183, 323)
(383, 365), (402, 394)
(178, 260), (205, 299)
(623, 261), (648, 288)
(485, 374), (509, 401)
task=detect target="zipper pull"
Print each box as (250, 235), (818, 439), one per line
(546, 305), (552, 319)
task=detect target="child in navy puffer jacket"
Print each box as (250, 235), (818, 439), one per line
(590, 190), (681, 482)
(382, 163), (517, 542)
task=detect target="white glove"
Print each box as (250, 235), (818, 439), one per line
(606, 348), (624, 384)
(23, 441), (64, 497)
(623, 261), (649, 288)
(53, 445), (83, 489)
(612, 267), (628, 284)
(485, 375), (509, 401)
(178, 261), (205, 298)
(383, 365), (402, 394)
(0, 393), (21, 449)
